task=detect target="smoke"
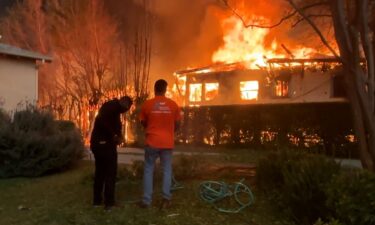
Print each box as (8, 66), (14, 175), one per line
(150, 0), (224, 83)
(104, 0), (223, 84)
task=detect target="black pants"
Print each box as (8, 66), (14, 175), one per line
(92, 143), (117, 206)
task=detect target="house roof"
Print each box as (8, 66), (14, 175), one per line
(175, 62), (248, 76)
(175, 57), (342, 76)
(0, 43), (52, 62)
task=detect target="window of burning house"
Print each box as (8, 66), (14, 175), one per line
(205, 83), (219, 101)
(275, 80), (289, 97)
(189, 83), (202, 102)
(240, 81), (259, 100)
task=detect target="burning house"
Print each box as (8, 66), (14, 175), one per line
(170, 10), (354, 155)
(173, 59), (353, 154)
(171, 9), (347, 107)
(175, 58), (347, 107)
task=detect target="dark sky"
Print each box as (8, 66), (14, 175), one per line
(150, 0), (223, 76)
(0, 0), (13, 18)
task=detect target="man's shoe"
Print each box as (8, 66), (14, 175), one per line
(159, 199), (171, 210)
(137, 201), (150, 209)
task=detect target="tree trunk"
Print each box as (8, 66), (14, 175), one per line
(345, 66), (375, 170)
(329, 0), (375, 171)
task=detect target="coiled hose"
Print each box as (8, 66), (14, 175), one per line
(199, 179), (254, 213)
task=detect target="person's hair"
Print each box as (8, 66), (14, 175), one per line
(154, 79), (168, 95)
(119, 96), (133, 107)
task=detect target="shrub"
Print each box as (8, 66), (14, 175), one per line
(256, 150), (341, 225)
(256, 150), (307, 191)
(281, 154), (341, 224)
(326, 170), (375, 225)
(0, 108), (10, 125)
(0, 108), (84, 177)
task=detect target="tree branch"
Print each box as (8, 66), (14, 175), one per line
(287, 0), (340, 59)
(291, 14), (332, 28)
(221, 0), (329, 29)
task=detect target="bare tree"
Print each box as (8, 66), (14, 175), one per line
(47, 0), (121, 139)
(325, 0), (375, 171)
(0, 0), (49, 53)
(127, 0), (153, 100)
(123, 0), (154, 144)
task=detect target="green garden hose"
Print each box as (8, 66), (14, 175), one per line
(199, 179), (254, 213)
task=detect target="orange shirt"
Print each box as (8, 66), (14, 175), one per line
(139, 96), (181, 149)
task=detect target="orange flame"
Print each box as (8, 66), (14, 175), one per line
(212, 15), (316, 68)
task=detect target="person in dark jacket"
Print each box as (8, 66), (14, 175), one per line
(90, 96), (132, 211)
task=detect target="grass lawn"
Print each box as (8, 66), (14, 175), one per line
(0, 151), (292, 225)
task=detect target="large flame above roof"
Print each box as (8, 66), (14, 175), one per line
(212, 15), (316, 69)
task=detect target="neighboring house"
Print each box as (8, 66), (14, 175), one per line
(175, 58), (347, 106)
(0, 43), (52, 112)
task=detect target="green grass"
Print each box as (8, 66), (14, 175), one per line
(0, 160), (292, 225)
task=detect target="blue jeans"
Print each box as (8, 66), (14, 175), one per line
(142, 147), (173, 205)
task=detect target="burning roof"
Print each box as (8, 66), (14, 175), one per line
(175, 57), (341, 76)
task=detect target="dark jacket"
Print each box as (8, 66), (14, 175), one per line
(90, 99), (127, 147)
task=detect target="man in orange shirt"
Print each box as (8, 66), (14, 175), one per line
(139, 79), (181, 209)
